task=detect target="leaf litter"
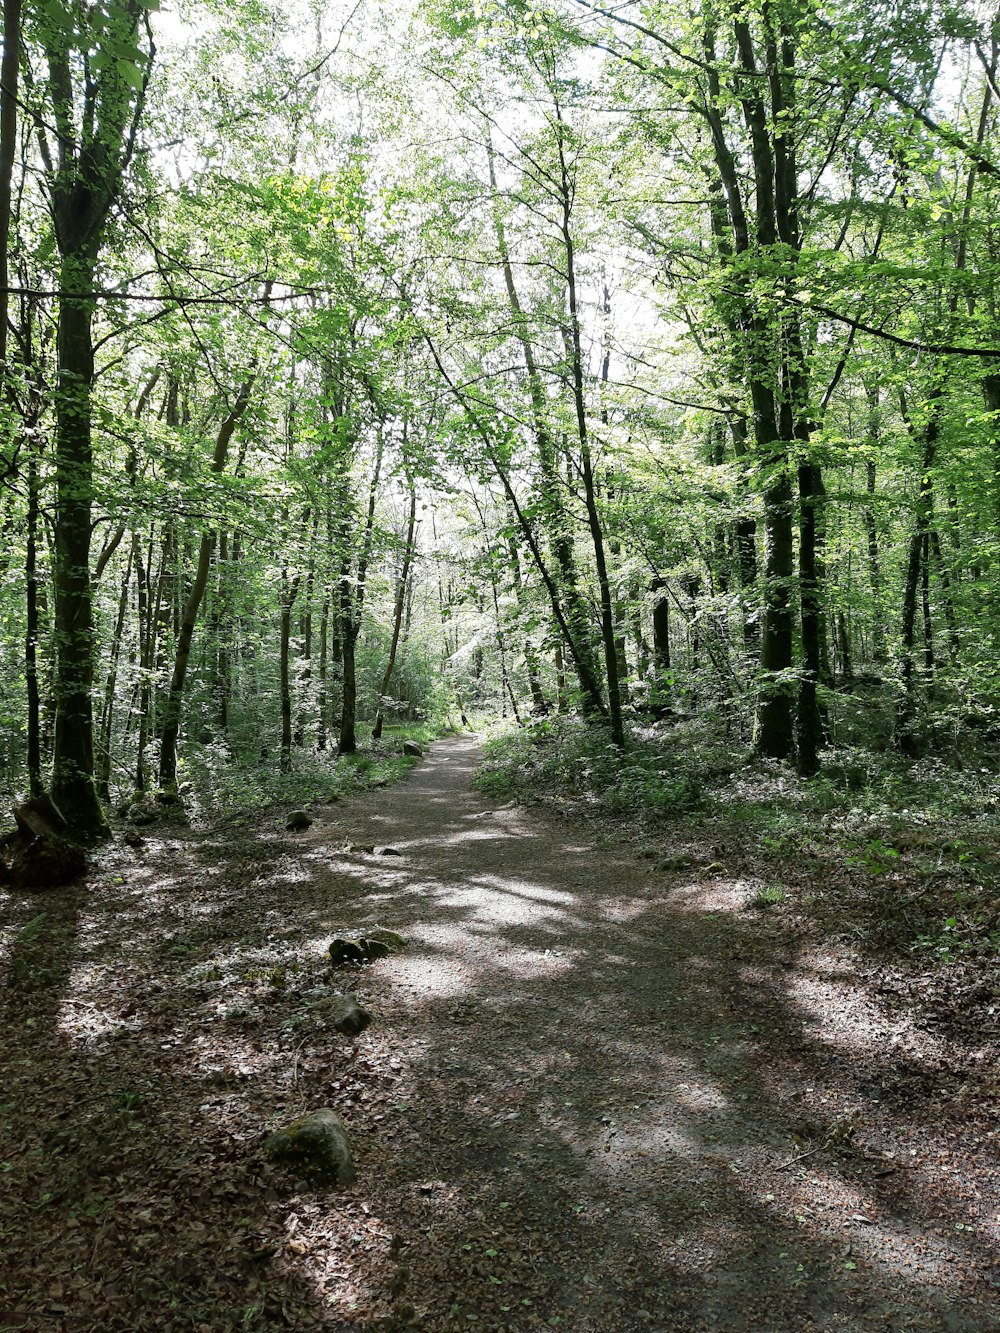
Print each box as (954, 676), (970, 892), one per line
(0, 736), (999, 1330)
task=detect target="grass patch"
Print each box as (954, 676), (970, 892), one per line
(748, 884), (787, 909)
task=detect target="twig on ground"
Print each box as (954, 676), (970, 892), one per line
(291, 1039), (307, 1089)
(776, 1143), (825, 1171)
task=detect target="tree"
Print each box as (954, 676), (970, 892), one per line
(30, 0), (153, 836)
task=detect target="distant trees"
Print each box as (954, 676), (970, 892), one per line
(2, 0), (1000, 830)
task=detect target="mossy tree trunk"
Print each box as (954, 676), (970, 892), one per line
(40, 0), (152, 837)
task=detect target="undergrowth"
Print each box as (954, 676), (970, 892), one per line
(156, 721), (449, 824)
(475, 714), (1000, 965)
(475, 715), (708, 818)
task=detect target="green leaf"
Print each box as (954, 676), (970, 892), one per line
(117, 59), (145, 90)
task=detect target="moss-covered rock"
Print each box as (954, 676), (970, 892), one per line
(365, 925), (407, 951)
(328, 926), (407, 967)
(329, 994), (372, 1037)
(263, 1108), (355, 1186)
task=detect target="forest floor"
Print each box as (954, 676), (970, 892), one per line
(2, 734), (1000, 1332)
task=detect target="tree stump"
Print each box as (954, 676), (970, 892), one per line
(8, 794), (86, 888)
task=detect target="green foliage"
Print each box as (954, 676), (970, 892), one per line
(4, 0), (1000, 829)
(476, 718), (704, 817)
(843, 838), (902, 876)
(17, 914), (47, 943)
(749, 885), (787, 909)
(181, 739), (424, 822)
(912, 913), (1000, 964)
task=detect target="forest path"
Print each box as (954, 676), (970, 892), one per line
(2, 735), (998, 1333)
(288, 734), (997, 1331)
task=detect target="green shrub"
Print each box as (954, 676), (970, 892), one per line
(476, 718), (704, 817)
(180, 734), (430, 822)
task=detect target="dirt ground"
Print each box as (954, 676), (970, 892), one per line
(1, 735), (999, 1332)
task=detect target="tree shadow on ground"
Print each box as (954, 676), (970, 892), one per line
(1, 736), (998, 1332)
(0, 866), (366, 1332)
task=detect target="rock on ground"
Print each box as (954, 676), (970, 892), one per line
(328, 926), (407, 967)
(365, 925), (407, 951)
(263, 1109), (356, 1186)
(329, 994), (372, 1036)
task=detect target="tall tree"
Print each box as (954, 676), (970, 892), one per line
(33, 0), (153, 835)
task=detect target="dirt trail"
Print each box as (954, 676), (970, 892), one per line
(295, 736), (1000, 1331)
(2, 735), (999, 1332)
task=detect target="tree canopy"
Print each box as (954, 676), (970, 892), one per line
(3, 0), (1000, 834)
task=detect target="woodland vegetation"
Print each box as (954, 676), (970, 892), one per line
(2, 0), (1000, 840)
(8, 7), (1000, 1327)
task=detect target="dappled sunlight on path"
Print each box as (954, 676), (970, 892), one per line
(1, 735), (998, 1331)
(276, 736), (1000, 1330)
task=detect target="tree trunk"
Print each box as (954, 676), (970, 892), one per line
(372, 484), (418, 741)
(96, 550), (132, 800)
(0, 0), (19, 385)
(43, 0), (151, 837)
(929, 529), (959, 661)
(317, 591), (330, 751)
(25, 429), (42, 795)
(339, 609), (359, 754)
(753, 440), (795, 757)
(215, 531), (232, 736)
(797, 459), (823, 777)
(601, 289), (630, 704)
(704, 19), (795, 760)
(555, 112), (624, 747)
(134, 533), (152, 791)
(486, 135), (605, 715)
(863, 455), (886, 665)
(554, 643), (567, 713)
(837, 611), (854, 690)
(488, 554), (520, 724)
(279, 504), (310, 770)
(157, 531), (216, 789)
(920, 531), (935, 683)
(651, 579), (672, 711)
(730, 418), (760, 652)
(50, 255), (108, 836)
(981, 361), (1000, 536)
(507, 535), (548, 713)
(295, 546), (315, 749)
(338, 430), (383, 754)
(157, 380), (253, 790)
(279, 587), (295, 771)
(633, 609), (651, 681)
(328, 600), (343, 738)
(896, 401), (940, 751)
